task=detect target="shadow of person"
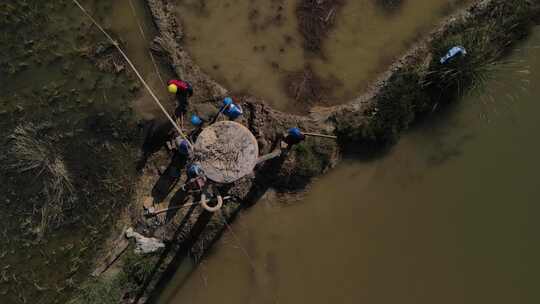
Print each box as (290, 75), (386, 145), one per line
(151, 152), (188, 204)
(135, 208), (214, 304)
(130, 202), (198, 303)
(164, 188), (190, 223)
(136, 119), (174, 171)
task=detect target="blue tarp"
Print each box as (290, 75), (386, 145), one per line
(440, 46), (467, 64)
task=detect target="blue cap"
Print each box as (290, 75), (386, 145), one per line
(288, 127), (303, 139)
(190, 115), (203, 126)
(223, 97), (234, 106)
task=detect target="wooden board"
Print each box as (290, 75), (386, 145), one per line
(92, 227), (129, 277)
(193, 121), (259, 184)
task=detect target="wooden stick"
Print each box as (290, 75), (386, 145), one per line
(148, 196), (231, 216)
(257, 150), (282, 164)
(91, 227), (129, 277)
(303, 132), (338, 139)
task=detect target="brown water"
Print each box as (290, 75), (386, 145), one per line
(176, 0), (464, 111)
(159, 27), (540, 304)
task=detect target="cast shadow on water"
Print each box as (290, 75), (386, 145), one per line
(339, 97), (474, 168)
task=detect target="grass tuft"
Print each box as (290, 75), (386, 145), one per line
(3, 123), (76, 237)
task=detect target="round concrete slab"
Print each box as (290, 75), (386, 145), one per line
(193, 121), (259, 184)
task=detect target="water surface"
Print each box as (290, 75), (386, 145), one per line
(160, 26), (540, 304)
(177, 0), (465, 111)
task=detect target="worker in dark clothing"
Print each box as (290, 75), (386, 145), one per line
(222, 97), (243, 120)
(168, 79), (194, 117)
(283, 127), (306, 149)
(211, 97), (243, 123)
(182, 164), (206, 192)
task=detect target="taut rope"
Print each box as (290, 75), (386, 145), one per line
(72, 0), (192, 146)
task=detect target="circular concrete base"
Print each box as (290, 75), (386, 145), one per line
(193, 121), (259, 184)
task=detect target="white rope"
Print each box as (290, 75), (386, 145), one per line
(72, 0), (192, 147)
(127, 0), (167, 88)
(127, 0), (147, 40)
(219, 210), (258, 272)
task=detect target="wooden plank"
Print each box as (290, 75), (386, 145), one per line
(91, 227), (130, 277)
(303, 132), (338, 139)
(257, 150), (282, 164)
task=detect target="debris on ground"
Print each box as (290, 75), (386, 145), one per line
(125, 228), (165, 254)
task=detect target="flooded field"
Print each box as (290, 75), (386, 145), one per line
(159, 26), (540, 304)
(176, 0), (467, 111)
(0, 0), (167, 303)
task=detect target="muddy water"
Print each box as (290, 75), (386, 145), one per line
(160, 27), (540, 304)
(176, 0), (305, 111)
(313, 0), (466, 101)
(176, 0), (464, 111)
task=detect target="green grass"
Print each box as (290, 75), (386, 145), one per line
(70, 251), (158, 304)
(117, 251), (158, 292)
(293, 138), (336, 177)
(425, 0), (532, 97)
(2, 123), (76, 237)
(70, 277), (123, 304)
(335, 0), (535, 146)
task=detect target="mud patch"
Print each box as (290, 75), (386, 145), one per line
(248, 0), (287, 31)
(284, 65), (342, 105)
(374, 0), (406, 14)
(296, 0), (346, 55)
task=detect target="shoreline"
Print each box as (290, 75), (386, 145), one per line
(82, 0), (540, 303)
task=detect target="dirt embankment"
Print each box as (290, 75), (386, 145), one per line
(112, 0), (540, 302)
(150, 0), (539, 154)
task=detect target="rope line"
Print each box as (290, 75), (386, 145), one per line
(127, 0), (147, 39)
(72, 0), (192, 147)
(127, 0), (167, 88)
(219, 210), (279, 304)
(219, 210), (258, 272)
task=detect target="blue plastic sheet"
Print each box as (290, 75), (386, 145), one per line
(440, 46), (467, 64)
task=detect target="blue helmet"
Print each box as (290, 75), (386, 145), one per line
(223, 97), (234, 106)
(190, 115), (203, 126)
(288, 127), (304, 139)
(224, 104), (243, 120)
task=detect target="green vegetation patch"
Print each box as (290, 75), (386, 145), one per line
(335, 0), (537, 146)
(0, 1), (142, 303)
(293, 138), (337, 177)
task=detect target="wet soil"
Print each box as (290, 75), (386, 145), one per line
(0, 0), (163, 303)
(284, 64), (342, 105)
(296, 0), (346, 54)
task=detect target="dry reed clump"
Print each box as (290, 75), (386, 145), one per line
(3, 123), (76, 237)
